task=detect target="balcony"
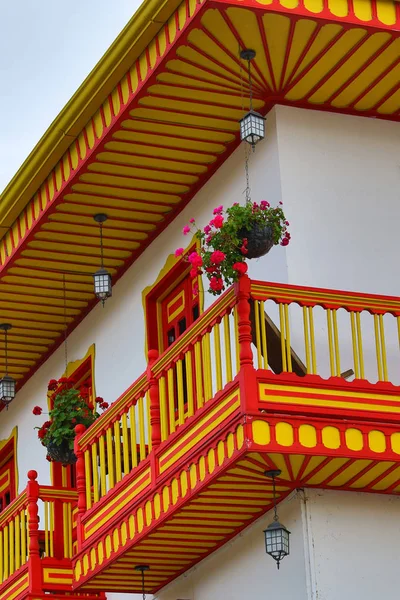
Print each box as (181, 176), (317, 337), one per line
(0, 471), (103, 600)
(3, 276), (400, 596)
(67, 275), (400, 595)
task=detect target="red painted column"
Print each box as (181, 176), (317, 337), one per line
(27, 470), (43, 595)
(235, 274), (258, 413)
(148, 349), (161, 450)
(74, 424), (86, 547)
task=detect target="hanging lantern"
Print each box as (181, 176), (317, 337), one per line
(239, 49), (266, 148)
(93, 214), (112, 305)
(0, 324), (16, 408)
(134, 564), (150, 600)
(263, 469), (291, 569)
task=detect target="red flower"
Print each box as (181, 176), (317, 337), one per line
(240, 245), (248, 255)
(38, 429), (46, 439)
(95, 396), (104, 404)
(190, 267), (199, 279)
(210, 250), (226, 265)
(206, 266), (217, 273)
(46, 455), (52, 462)
(233, 262), (248, 275)
(209, 277), (224, 292)
(47, 379), (58, 391)
(203, 225), (211, 234)
(281, 237), (289, 246)
(175, 247), (184, 257)
(88, 403), (94, 411)
(211, 215), (224, 229)
(43, 421), (51, 429)
(189, 218), (195, 223)
(260, 200), (270, 209)
(213, 205), (223, 215)
(188, 252), (203, 268)
(100, 402), (109, 410)
(182, 225), (191, 235)
(71, 418), (76, 424)
(32, 406), (43, 416)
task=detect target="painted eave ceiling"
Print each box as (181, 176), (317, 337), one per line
(0, 0), (399, 394)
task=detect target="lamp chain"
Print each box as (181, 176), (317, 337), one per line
(4, 329), (8, 376)
(63, 274), (68, 374)
(239, 47), (252, 206)
(272, 474), (278, 522)
(141, 568), (146, 600)
(99, 222), (104, 268)
(247, 58), (253, 112)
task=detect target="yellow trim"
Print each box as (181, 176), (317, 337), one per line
(0, 0), (184, 233)
(0, 427), (18, 494)
(141, 235), (204, 355)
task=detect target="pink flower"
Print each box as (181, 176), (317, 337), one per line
(213, 205), (223, 215)
(260, 200), (270, 209)
(279, 201), (283, 205)
(233, 262), (248, 275)
(209, 277), (224, 293)
(188, 252), (203, 268)
(233, 202), (239, 206)
(212, 215), (224, 229)
(203, 225), (211, 234)
(210, 250), (226, 265)
(183, 225), (191, 235)
(175, 247), (184, 257)
(189, 218), (195, 223)
(206, 235), (213, 244)
(285, 221), (289, 226)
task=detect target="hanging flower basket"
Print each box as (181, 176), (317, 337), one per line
(33, 377), (110, 465)
(176, 201), (290, 295)
(46, 441), (77, 466)
(238, 223), (274, 259)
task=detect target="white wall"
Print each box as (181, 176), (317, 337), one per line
(155, 493), (307, 600)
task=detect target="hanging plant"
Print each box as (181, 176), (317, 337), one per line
(176, 201), (290, 295)
(33, 377), (109, 466)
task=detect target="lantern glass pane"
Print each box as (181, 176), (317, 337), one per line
(265, 524), (290, 560)
(240, 111), (265, 146)
(0, 376), (16, 403)
(93, 269), (112, 300)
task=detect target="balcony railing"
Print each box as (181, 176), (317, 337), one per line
(74, 275), (400, 518)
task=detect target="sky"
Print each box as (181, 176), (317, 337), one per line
(0, 0), (143, 193)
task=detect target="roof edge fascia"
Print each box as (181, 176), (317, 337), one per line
(0, 0), (183, 235)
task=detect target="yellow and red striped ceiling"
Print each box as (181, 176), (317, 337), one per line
(0, 0), (399, 392)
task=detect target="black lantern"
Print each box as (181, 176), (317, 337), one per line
(134, 564), (150, 600)
(93, 213), (112, 305)
(239, 49), (265, 148)
(264, 469), (290, 569)
(0, 324), (16, 408)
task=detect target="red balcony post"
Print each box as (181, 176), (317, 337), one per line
(74, 424), (86, 546)
(235, 274), (253, 369)
(148, 349), (161, 449)
(27, 470), (43, 595)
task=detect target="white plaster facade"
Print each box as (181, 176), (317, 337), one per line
(2, 106), (400, 599)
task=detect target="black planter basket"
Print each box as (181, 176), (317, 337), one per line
(46, 440), (77, 466)
(239, 224), (274, 259)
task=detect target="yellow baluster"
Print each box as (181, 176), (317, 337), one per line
(356, 312), (365, 379)
(379, 314), (388, 381)
(214, 323), (223, 390)
(254, 301), (262, 369)
(350, 312), (360, 379)
(84, 449), (92, 509)
(50, 502), (54, 557)
(185, 351), (194, 418)
(129, 405), (138, 469)
(327, 309), (335, 377)
(91, 443), (100, 503)
(113, 421), (123, 483)
(9, 520), (14, 574)
(106, 428), (115, 490)
(284, 304), (293, 373)
(303, 306), (311, 374)
(99, 434), (107, 496)
(233, 307), (240, 373)
(194, 341), (204, 409)
(138, 396), (146, 461)
(309, 307), (317, 374)
(146, 391), (152, 453)
(202, 333), (213, 401)
(260, 300), (268, 369)
(332, 309), (341, 377)
(3, 526), (8, 580)
(68, 503), (73, 558)
(15, 514), (20, 571)
(374, 314), (384, 381)
(20, 509), (26, 565)
(223, 313), (233, 381)
(63, 503), (68, 558)
(279, 304), (287, 372)
(159, 376), (169, 441)
(44, 501), (49, 556)
(167, 368), (176, 434)
(176, 359), (185, 425)
(121, 413), (130, 476)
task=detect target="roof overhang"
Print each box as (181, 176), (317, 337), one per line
(0, 0), (399, 393)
